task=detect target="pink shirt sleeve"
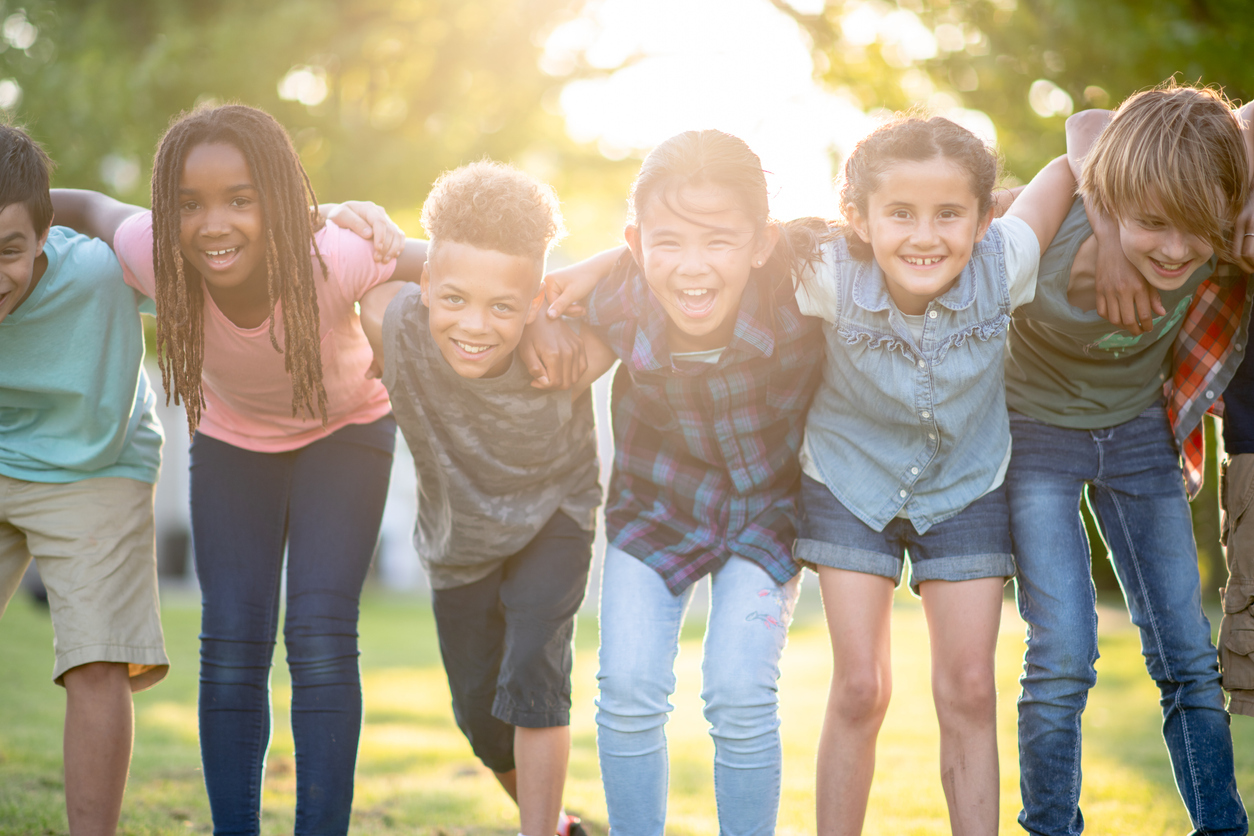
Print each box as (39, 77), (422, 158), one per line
(315, 221), (398, 301)
(112, 211), (157, 299)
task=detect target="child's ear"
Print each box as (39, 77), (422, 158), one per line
(973, 205), (995, 243)
(36, 220), (50, 254)
(624, 224), (644, 269)
(419, 260), (430, 306)
(846, 204), (872, 244)
(752, 222), (781, 268)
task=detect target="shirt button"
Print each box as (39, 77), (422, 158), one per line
(928, 310), (938, 319)
(921, 410), (930, 419)
(917, 359), (926, 369)
(899, 489), (907, 498)
(928, 433), (936, 440)
(1206, 390), (1215, 399)
(910, 466), (919, 475)
(1237, 343), (1244, 351)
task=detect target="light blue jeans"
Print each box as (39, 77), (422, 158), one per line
(596, 545), (800, 836)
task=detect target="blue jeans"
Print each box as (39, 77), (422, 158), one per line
(190, 417), (396, 836)
(1008, 406), (1246, 836)
(596, 546), (800, 836)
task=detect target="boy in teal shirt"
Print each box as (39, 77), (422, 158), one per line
(0, 124), (166, 836)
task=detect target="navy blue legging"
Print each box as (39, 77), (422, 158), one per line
(189, 416), (395, 836)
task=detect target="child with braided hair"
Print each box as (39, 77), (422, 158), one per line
(52, 103), (425, 835)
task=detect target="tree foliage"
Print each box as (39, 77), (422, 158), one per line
(0, 0), (633, 241)
(773, 0), (1254, 181)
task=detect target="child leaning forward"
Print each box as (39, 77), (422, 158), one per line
(359, 161), (612, 836)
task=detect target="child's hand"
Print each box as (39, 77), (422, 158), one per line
(322, 201), (406, 262)
(519, 314), (588, 390)
(545, 245), (629, 319)
(1091, 210), (1164, 334)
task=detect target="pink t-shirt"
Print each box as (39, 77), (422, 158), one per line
(114, 211), (397, 452)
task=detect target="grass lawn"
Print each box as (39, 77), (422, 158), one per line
(2, 579), (1253, 835)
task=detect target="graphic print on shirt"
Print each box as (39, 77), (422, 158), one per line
(1084, 295), (1192, 358)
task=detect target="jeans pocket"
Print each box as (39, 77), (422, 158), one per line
(1220, 582), (1254, 691)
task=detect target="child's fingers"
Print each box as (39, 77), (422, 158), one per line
(519, 341), (552, 389)
(546, 282), (583, 320)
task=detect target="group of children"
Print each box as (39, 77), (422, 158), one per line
(0, 78), (1251, 836)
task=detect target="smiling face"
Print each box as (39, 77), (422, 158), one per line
(421, 239), (544, 378)
(626, 183), (778, 353)
(0, 201), (49, 326)
(177, 141), (266, 294)
(1116, 196), (1214, 291)
(849, 156), (992, 315)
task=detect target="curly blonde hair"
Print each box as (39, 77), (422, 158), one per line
(421, 160), (565, 264)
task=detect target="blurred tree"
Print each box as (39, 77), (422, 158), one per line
(772, 0), (1254, 183)
(0, 0), (634, 252)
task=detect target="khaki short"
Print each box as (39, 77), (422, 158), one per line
(0, 474), (168, 691)
(1219, 453), (1254, 716)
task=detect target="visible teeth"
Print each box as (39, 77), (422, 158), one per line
(206, 247), (238, 257)
(904, 256), (943, 265)
(681, 289), (710, 297)
(454, 340), (490, 354)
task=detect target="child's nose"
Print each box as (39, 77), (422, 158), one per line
(910, 219), (940, 245)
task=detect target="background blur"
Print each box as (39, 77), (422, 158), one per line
(9, 0), (1254, 596)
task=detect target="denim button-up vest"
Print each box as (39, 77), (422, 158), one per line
(800, 223), (1014, 533)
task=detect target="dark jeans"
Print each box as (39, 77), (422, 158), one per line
(1008, 406), (1246, 836)
(431, 510), (593, 774)
(190, 416), (395, 836)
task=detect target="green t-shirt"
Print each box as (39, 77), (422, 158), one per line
(1005, 198), (1213, 429)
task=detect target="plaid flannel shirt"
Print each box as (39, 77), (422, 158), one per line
(1169, 262), (1252, 498)
(586, 253), (823, 593)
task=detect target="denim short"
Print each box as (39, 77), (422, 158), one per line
(796, 473), (1014, 594)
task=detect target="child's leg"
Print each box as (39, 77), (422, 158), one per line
(190, 433), (294, 834)
(596, 545), (693, 836)
(701, 557), (800, 836)
(283, 416), (395, 835)
(1219, 452), (1254, 716)
(919, 578), (1003, 836)
(1086, 407), (1246, 835)
(1, 475), (167, 836)
(494, 511), (592, 836)
(815, 567), (895, 836)
(63, 661), (132, 836)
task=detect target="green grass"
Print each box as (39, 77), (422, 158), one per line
(2, 583), (1253, 835)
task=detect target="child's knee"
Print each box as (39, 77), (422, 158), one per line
(830, 663), (892, 724)
(933, 660), (997, 723)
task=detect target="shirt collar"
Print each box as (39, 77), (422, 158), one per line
(851, 258), (979, 314)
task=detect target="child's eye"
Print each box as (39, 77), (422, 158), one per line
(445, 295), (464, 304)
(891, 210), (911, 220)
(492, 302), (515, 313)
(231, 197), (252, 208)
(180, 201), (199, 212)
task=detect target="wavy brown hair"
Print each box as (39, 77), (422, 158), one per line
(151, 104), (327, 436)
(838, 115), (1000, 261)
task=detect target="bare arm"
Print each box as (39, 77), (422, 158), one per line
(1064, 109), (1112, 182)
(388, 238), (428, 284)
(545, 245), (629, 319)
(359, 282), (406, 379)
(50, 189), (145, 249)
(1064, 108), (1161, 332)
(1232, 101), (1254, 272)
(1006, 156), (1075, 254)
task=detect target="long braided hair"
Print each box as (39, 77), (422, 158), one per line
(151, 104), (328, 436)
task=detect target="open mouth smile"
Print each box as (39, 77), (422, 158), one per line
(676, 287), (719, 318)
(902, 256), (944, 266)
(202, 246), (241, 268)
(1148, 257), (1192, 278)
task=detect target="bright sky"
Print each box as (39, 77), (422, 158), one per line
(544, 0), (1000, 222)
